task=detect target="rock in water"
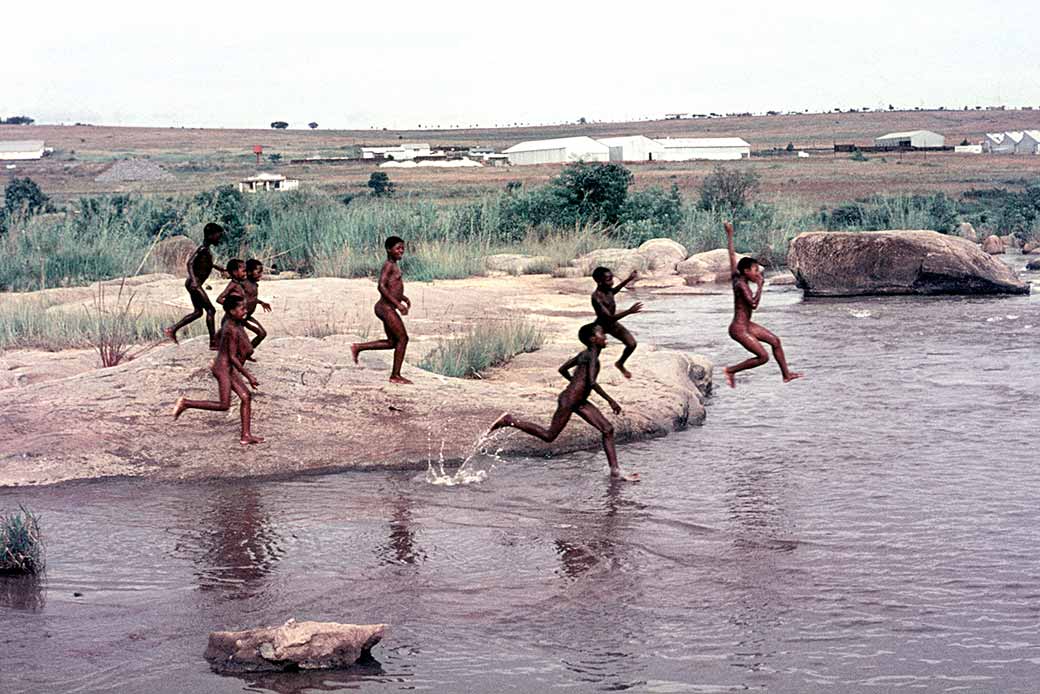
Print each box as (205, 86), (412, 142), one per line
(205, 619), (385, 673)
(636, 238), (688, 276)
(676, 248), (746, 284)
(982, 235), (1006, 255)
(787, 230), (1029, 297)
(1027, 257), (1040, 271)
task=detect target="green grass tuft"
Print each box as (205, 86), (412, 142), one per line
(1, 506), (44, 575)
(419, 318), (546, 378)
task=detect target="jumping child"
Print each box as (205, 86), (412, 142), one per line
(351, 236), (412, 385)
(173, 294), (264, 445)
(242, 259), (272, 349)
(722, 221), (803, 388)
(165, 222), (226, 348)
(489, 323), (638, 482)
(591, 267), (643, 378)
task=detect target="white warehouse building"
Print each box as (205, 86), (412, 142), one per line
(653, 137), (751, 161)
(597, 135), (666, 162)
(1015, 130), (1040, 155)
(502, 136), (610, 165)
(0, 140), (46, 161)
(874, 130), (945, 148)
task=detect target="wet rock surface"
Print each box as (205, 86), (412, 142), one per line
(205, 619), (385, 673)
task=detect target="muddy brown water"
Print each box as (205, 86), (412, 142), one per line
(3, 258), (1039, 693)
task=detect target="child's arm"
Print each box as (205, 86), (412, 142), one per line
(591, 382), (622, 414)
(215, 281), (238, 305)
(258, 298), (272, 312)
(185, 246), (203, 289)
(736, 278), (762, 309)
(725, 221), (739, 277)
(226, 331), (259, 387)
(377, 263), (407, 314)
(615, 301), (644, 320)
(612, 270), (639, 294)
(558, 354), (581, 382)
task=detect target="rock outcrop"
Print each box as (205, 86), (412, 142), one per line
(570, 238), (690, 278)
(676, 248), (746, 284)
(788, 230), (1029, 297)
(636, 239), (688, 276)
(205, 619), (384, 673)
(1027, 256), (1040, 271)
(484, 254), (553, 275)
(982, 235), (1006, 255)
(957, 222), (978, 243)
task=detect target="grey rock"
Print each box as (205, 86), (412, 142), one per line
(205, 619), (385, 673)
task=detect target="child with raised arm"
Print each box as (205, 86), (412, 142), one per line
(173, 294), (264, 445)
(165, 222), (226, 348)
(242, 259), (272, 349)
(591, 267), (643, 378)
(722, 222), (803, 388)
(350, 236), (413, 384)
(489, 323), (638, 482)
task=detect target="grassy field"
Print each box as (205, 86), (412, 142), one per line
(3, 110), (1040, 206)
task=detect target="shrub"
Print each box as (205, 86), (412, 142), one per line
(0, 506), (44, 575)
(547, 161), (633, 225)
(308, 122), (319, 129)
(368, 172), (394, 197)
(4, 177), (49, 218)
(698, 165), (759, 212)
(619, 184), (683, 242)
(419, 318), (546, 378)
(270, 121), (289, 129)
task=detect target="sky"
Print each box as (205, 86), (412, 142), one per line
(3, 0), (1039, 130)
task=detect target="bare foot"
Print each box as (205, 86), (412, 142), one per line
(389, 375), (413, 385)
(616, 362), (632, 379)
(489, 413), (513, 432)
(783, 372), (804, 383)
(240, 435), (265, 445)
(164, 327), (179, 345)
(723, 368), (736, 389)
(350, 344), (361, 364)
(246, 356), (257, 362)
(209, 341), (219, 351)
(172, 397), (187, 420)
(611, 470), (641, 482)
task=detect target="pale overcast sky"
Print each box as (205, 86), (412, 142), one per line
(4, 1), (1038, 129)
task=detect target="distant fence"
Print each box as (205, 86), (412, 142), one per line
(833, 144), (954, 153)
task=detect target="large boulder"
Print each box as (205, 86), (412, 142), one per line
(1022, 241), (1040, 254)
(1027, 256), (1040, 271)
(676, 248), (746, 284)
(982, 235), (1006, 255)
(787, 230), (1029, 296)
(205, 619), (385, 673)
(485, 254), (552, 275)
(148, 235), (197, 275)
(570, 248), (645, 277)
(636, 238), (688, 276)
(957, 222), (978, 243)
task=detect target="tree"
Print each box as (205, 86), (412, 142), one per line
(785, 142), (795, 152)
(548, 162), (633, 225)
(270, 121), (289, 129)
(268, 153), (282, 163)
(578, 117), (587, 125)
(4, 177), (49, 216)
(308, 122), (319, 129)
(368, 171), (394, 197)
(698, 165), (759, 212)
(1, 115), (35, 125)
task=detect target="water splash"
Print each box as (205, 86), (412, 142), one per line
(849, 309), (874, 319)
(425, 429), (505, 486)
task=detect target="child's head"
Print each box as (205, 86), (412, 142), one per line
(385, 235), (405, 260)
(737, 256), (763, 283)
(578, 322), (606, 348)
(203, 222), (224, 244)
(246, 259), (263, 280)
(226, 259), (246, 280)
(224, 293), (247, 320)
(591, 266), (613, 287)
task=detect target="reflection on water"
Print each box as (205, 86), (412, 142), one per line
(3, 264), (1040, 693)
(220, 657), (384, 694)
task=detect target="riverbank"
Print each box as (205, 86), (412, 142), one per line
(0, 274), (712, 487)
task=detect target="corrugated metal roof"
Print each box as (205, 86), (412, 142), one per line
(1021, 130), (1040, 141)
(875, 130), (940, 140)
(655, 137), (750, 148)
(1004, 131), (1024, 143)
(597, 135), (665, 150)
(0, 140), (45, 153)
(985, 132), (1005, 143)
(503, 136), (609, 154)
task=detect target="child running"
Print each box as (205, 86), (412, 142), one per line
(165, 222), (226, 348)
(173, 294), (264, 445)
(722, 221), (803, 388)
(489, 323), (638, 482)
(242, 259), (272, 349)
(591, 267), (643, 378)
(351, 236), (412, 385)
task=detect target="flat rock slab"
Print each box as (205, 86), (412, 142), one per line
(205, 620), (385, 673)
(788, 230), (1029, 297)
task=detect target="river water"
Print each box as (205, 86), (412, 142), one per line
(3, 259), (1040, 693)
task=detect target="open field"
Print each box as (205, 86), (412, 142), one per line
(4, 110), (1040, 206)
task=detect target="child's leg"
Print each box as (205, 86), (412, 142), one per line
(173, 368), (232, 418)
(608, 324), (637, 378)
(490, 401), (573, 442)
(352, 308), (397, 361)
(229, 372), (263, 444)
(166, 285), (208, 342)
(245, 317), (267, 349)
(575, 402), (635, 480)
(750, 323), (802, 382)
(388, 313), (410, 383)
(723, 326), (769, 388)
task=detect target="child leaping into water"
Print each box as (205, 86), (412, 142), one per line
(351, 236), (412, 384)
(722, 221), (802, 388)
(591, 267), (643, 379)
(489, 323), (638, 482)
(173, 294), (264, 445)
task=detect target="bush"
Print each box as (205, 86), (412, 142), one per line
(0, 506), (44, 575)
(850, 150), (869, 162)
(4, 177), (49, 218)
(618, 184), (683, 243)
(547, 161), (632, 225)
(419, 318), (546, 378)
(698, 165), (759, 213)
(368, 172), (394, 197)
(270, 121), (288, 129)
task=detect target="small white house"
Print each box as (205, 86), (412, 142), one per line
(1015, 130), (1040, 155)
(597, 135), (666, 162)
(503, 136), (610, 165)
(874, 130), (945, 148)
(0, 140), (45, 161)
(653, 137), (751, 161)
(360, 143), (432, 160)
(239, 173), (299, 193)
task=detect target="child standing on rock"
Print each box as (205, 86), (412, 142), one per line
(351, 236), (413, 385)
(165, 222), (226, 348)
